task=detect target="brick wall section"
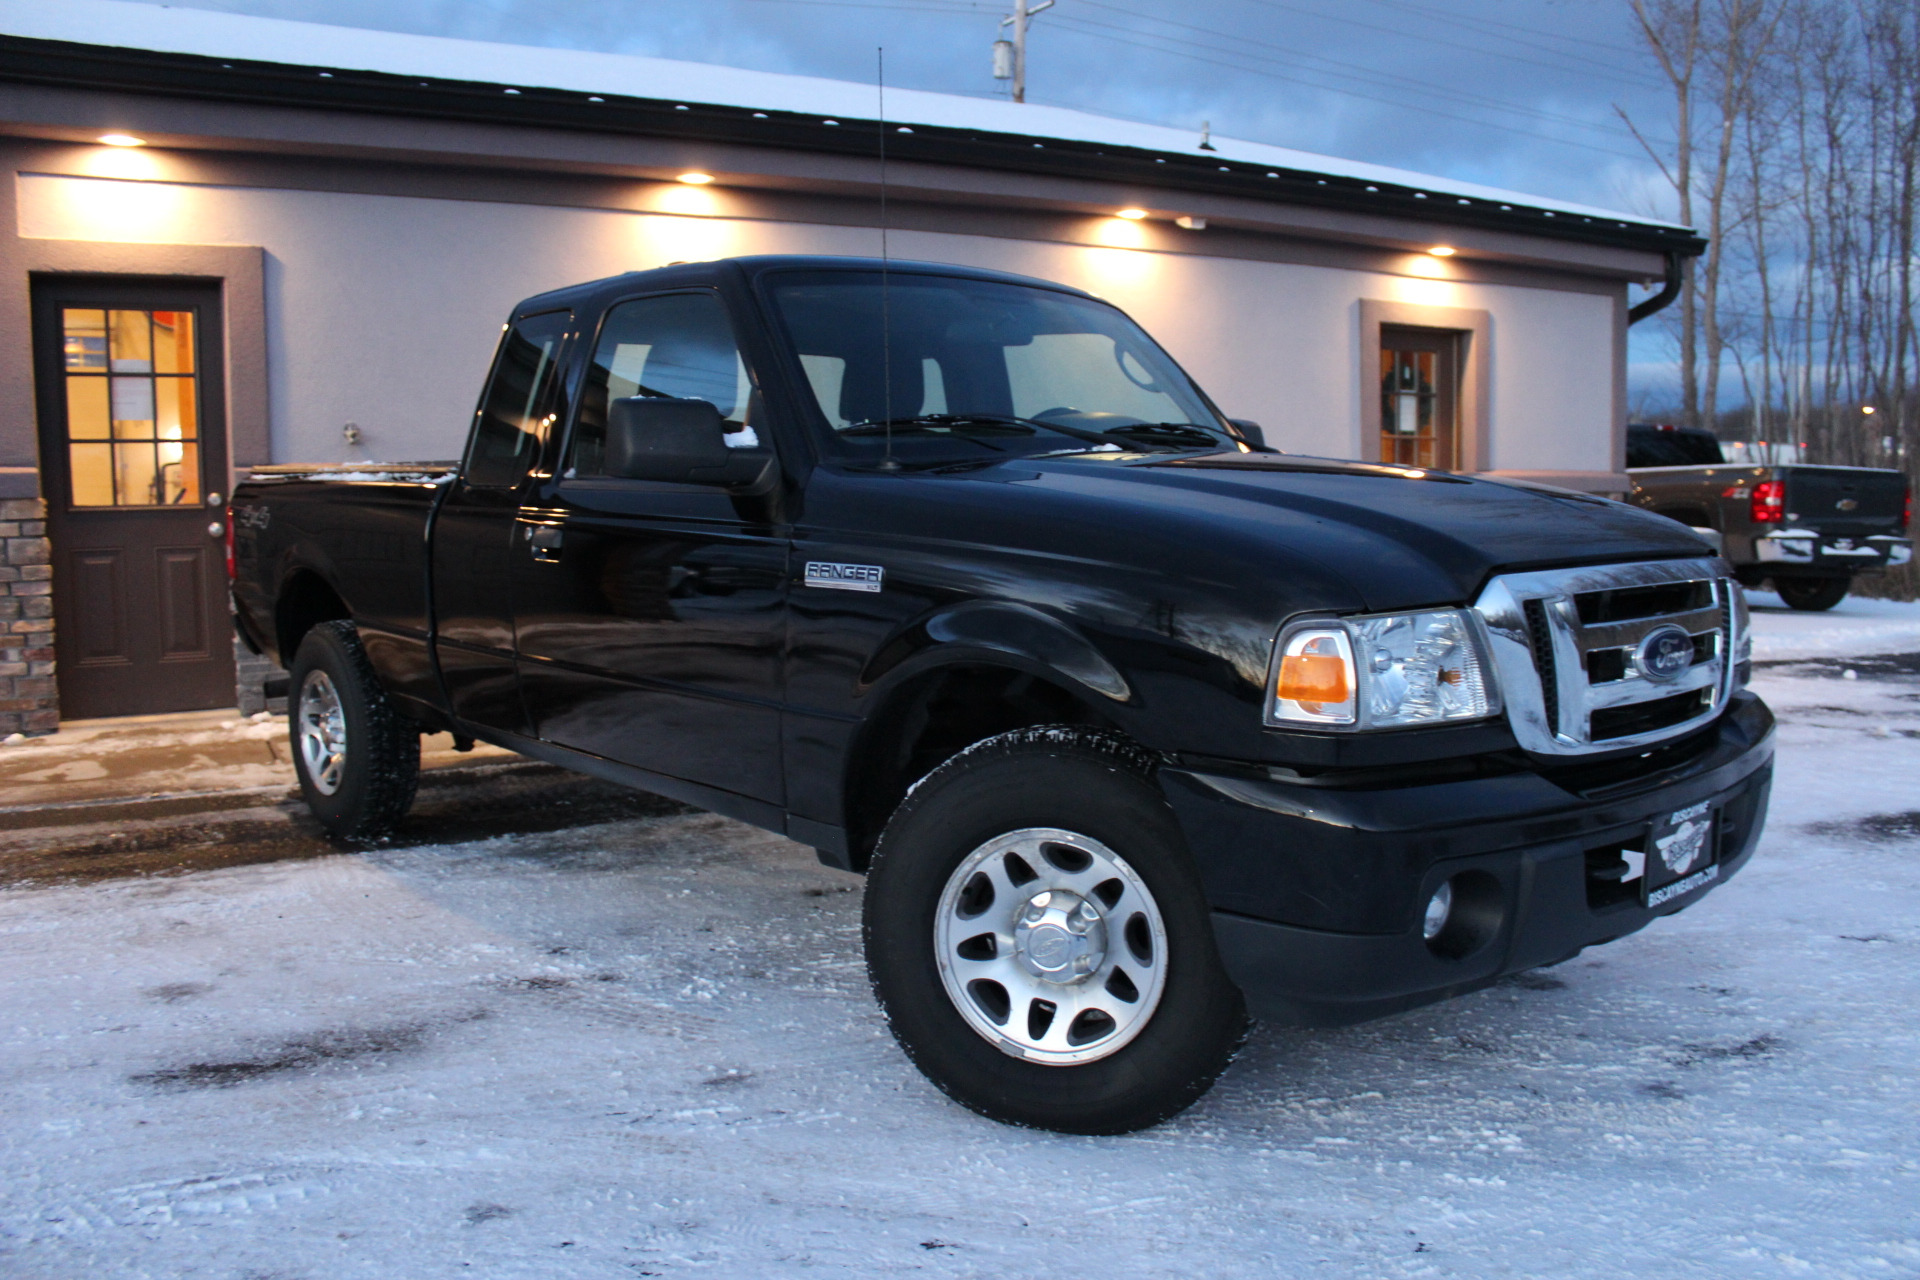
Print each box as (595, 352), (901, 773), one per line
(235, 639), (287, 717)
(0, 498), (57, 737)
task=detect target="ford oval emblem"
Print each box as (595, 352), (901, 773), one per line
(1636, 625), (1695, 682)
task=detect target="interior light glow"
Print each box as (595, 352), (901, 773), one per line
(1427, 245), (1456, 256)
(1115, 208), (1148, 220)
(97, 133), (147, 147)
(676, 172), (715, 184)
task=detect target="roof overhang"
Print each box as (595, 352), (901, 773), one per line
(0, 33), (1705, 261)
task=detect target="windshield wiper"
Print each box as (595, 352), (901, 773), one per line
(1105, 422), (1230, 449)
(894, 412), (1171, 452)
(842, 416), (1011, 451)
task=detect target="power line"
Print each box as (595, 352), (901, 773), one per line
(1355, 0), (1647, 61)
(1228, 0), (1662, 90)
(1045, 11), (1650, 158)
(1069, 0), (1650, 140)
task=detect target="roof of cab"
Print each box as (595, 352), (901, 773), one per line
(512, 256), (1099, 316)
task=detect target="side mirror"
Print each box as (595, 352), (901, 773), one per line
(1228, 418), (1267, 449)
(605, 397), (775, 491)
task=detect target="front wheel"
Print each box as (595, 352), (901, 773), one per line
(1773, 575), (1849, 612)
(863, 727), (1247, 1134)
(288, 620), (420, 839)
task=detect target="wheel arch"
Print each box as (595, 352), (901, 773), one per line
(275, 567), (353, 667)
(839, 648), (1131, 873)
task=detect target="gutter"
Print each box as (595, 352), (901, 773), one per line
(1627, 252), (1685, 325)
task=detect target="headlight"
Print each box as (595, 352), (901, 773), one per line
(1266, 609), (1497, 730)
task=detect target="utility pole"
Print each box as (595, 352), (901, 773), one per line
(994, 0), (1054, 103)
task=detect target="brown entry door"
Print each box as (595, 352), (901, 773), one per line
(32, 278), (234, 719)
(1380, 325), (1460, 470)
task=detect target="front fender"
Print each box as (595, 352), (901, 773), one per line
(860, 599), (1132, 704)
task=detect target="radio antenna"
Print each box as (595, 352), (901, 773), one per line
(876, 46), (899, 471)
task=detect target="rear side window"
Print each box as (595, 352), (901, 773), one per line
(1627, 425), (1724, 468)
(567, 292), (753, 477)
(465, 310), (571, 488)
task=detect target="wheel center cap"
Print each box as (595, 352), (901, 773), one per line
(1012, 890), (1108, 983)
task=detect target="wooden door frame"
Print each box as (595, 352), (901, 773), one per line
(1357, 299), (1491, 471)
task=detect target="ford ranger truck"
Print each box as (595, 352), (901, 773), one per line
(1627, 422), (1912, 611)
(230, 257), (1774, 1135)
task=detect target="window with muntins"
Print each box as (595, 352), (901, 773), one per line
(62, 308), (201, 507)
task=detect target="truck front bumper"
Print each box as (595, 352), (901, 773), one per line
(1160, 692), (1774, 1027)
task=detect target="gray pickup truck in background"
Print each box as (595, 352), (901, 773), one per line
(1626, 423), (1911, 611)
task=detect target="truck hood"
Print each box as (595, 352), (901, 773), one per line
(1018, 451), (1714, 612)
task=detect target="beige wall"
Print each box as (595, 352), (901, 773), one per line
(18, 172), (1617, 472)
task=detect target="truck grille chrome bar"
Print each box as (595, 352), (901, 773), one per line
(1474, 557), (1738, 756)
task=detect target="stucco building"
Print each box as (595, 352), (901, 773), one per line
(0, 0), (1700, 730)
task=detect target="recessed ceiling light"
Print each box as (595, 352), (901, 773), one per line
(97, 133), (146, 147)
(676, 172), (715, 185)
(1115, 208), (1148, 220)
(1427, 245), (1457, 257)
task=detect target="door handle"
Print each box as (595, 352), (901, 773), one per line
(527, 524), (563, 561)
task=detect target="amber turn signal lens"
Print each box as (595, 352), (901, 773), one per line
(1276, 652), (1352, 705)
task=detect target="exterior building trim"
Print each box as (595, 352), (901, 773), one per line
(0, 202), (267, 493)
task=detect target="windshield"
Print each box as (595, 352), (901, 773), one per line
(766, 272), (1233, 461)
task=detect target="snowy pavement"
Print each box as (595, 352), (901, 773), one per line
(1, 607), (1918, 1276)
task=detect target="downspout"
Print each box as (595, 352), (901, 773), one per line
(1628, 251), (1684, 325)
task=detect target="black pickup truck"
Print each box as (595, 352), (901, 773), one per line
(231, 256), (1774, 1134)
(1627, 422), (1912, 610)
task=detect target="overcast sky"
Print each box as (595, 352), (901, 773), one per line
(162, 0), (1686, 400)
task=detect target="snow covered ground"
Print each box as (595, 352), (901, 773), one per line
(1746, 588), (1920, 662)
(2, 615), (1918, 1277)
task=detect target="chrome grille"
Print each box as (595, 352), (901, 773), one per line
(1474, 557), (1738, 756)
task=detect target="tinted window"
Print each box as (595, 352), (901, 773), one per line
(466, 310), (570, 488)
(567, 292), (754, 477)
(767, 273), (1229, 460)
(1627, 424), (1725, 468)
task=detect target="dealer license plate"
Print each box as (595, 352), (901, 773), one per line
(1644, 801), (1718, 908)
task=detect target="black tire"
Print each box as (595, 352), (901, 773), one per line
(1772, 575), (1848, 612)
(288, 620), (420, 839)
(863, 726), (1248, 1134)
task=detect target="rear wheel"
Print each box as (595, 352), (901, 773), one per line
(288, 620), (420, 839)
(1772, 575), (1848, 612)
(863, 727), (1247, 1134)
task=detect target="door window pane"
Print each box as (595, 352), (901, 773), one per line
(109, 309), (153, 370)
(151, 311), (195, 374)
(63, 310), (107, 370)
(61, 306), (202, 506)
(568, 293), (751, 477)
(466, 310), (571, 488)
(68, 442), (114, 507)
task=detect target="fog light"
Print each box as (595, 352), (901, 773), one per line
(1422, 881), (1454, 940)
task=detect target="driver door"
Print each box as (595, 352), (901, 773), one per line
(511, 291), (788, 804)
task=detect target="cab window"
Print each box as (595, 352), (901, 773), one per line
(465, 310), (570, 488)
(567, 292), (755, 477)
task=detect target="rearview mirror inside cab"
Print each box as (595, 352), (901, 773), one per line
(605, 396), (775, 491)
